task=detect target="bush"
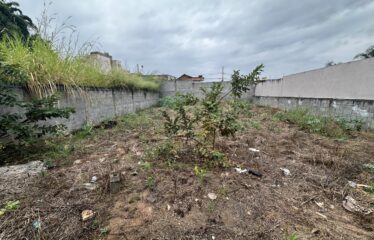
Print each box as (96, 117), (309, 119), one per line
(160, 65), (264, 166)
(0, 82), (74, 160)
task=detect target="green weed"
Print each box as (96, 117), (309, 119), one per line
(364, 163), (374, 174)
(145, 176), (155, 190)
(100, 228), (110, 236)
(140, 161), (152, 171)
(73, 123), (94, 139)
(217, 184), (228, 196)
(275, 109), (361, 138)
(194, 165), (207, 184)
(0, 200), (20, 217)
(249, 119), (261, 129)
(286, 232), (299, 240)
(120, 111), (152, 130)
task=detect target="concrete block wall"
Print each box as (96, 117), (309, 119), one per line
(0, 86), (160, 131)
(256, 58), (374, 100)
(160, 80), (254, 100)
(256, 97), (374, 129)
(254, 57), (374, 130)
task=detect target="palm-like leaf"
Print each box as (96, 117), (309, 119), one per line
(0, 0), (35, 40)
(354, 46), (374, 59)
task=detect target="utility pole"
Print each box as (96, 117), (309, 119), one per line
(221, 66), (224, 82)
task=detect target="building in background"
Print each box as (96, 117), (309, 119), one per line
(153, 74), (176, 81)
(177, 74), (204, 81)
(88, 52), (123, 73)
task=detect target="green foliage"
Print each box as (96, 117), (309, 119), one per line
(159, 93), (198, 109)
(120, 111), (152, 130)
(194, 165), (206, 184)
(354, 45), (374, 59)
(286, 232), (299, 240)
(363, 164), (374, 194)
(364, 163), (374, 174)
(0, 36), (160, 92)
(100, 228), (110, 236)
(249, 119), (261, 129)
(0, 84), (74, 162)
(162, 93), (198, 137)
(74, 123), (94, 139)
(146, 140), (179, 163)
(0, 200), (20, 217)
(231, 64), (263, 98)
(0, 0), (35, 40)
(275, 109), (361, 138)
(160, 65), (263, 167)
(140, 161), (152, 171)
(145, 176), (155, 190)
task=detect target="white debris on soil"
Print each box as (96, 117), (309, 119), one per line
(0, 161), (45, 178)
(91, 176), (98, 183)
(81, 209), (95, 221)
(248, 148), (260, 153)
(208, 193), (217, 200)
(342, 196), (373, 215)
(234, 167), (248, 174)
(73, 159), (82, 165)
(82, 183), (97, 191)
(315, 202), (324, 209)
(348, 180), (357, 188)
(280, 168), (291, 176)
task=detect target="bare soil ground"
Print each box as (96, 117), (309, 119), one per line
(1, 106), (373, 240)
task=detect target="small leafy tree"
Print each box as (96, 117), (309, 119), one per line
(0, 65), (75, 155)
(161, 64), (264, 166)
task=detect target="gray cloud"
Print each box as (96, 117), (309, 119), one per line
(17, 0), (374, 79)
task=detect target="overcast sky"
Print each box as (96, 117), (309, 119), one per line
(17, 0), (374, 80)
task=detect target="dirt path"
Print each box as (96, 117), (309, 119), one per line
(1, 106), (373, 240)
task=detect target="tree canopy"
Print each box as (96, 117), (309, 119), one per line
(354, 46), (374, 60)
(0, 0), (35, 40)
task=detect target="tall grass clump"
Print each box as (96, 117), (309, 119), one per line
(0, 35), (160, 94)
(0, 4), (160, 94)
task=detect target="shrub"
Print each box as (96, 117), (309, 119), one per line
(160, 65), (264, 166)
(0, 82), (74, 160)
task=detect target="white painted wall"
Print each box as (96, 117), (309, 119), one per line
(255, 57), (374, 100)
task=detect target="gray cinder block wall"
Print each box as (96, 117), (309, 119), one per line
(160, 80), (255, 100)
(254, 57), (374, 130)
(0, 86), (160, 131)
(59, 88), (159, 130)
(1, 80), (249, 132)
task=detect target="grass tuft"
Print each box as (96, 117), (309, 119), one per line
(275, 109), (362, 138)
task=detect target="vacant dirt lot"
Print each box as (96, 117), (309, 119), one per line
(1, 105), (373, 240)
